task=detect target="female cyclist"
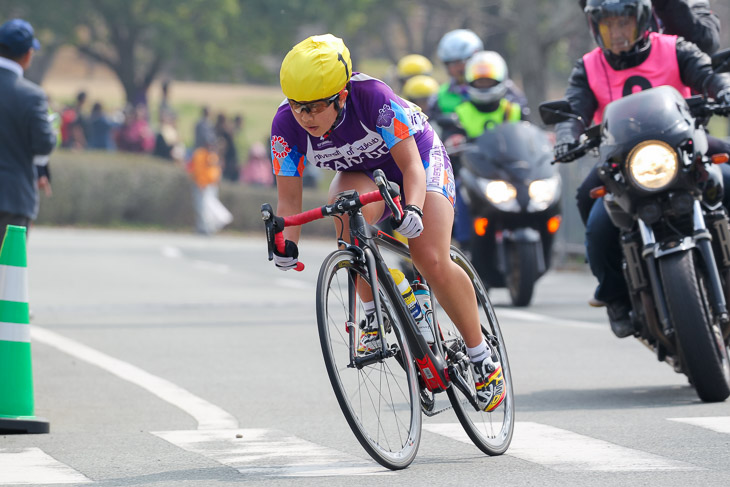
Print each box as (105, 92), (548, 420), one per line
(269, 34), (505, 412)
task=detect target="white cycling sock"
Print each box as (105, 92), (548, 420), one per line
(363, 300), (376, 316)
(467, 340), (491, 364)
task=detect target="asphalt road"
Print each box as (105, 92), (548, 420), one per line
(2, 227), (729, 486)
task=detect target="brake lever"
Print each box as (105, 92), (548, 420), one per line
(373, 169), (404, 221)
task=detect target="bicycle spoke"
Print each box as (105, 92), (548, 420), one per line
(316, 251), (421, 469)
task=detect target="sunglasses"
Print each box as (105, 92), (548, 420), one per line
(288, 92), (341, 115)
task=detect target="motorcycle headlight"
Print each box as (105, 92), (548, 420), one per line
(528, 175), (562, 212)
(627, 140), (678, 192)
(477, 179), (519, 211)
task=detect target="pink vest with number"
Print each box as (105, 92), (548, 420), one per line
(583, 33), (691, 124)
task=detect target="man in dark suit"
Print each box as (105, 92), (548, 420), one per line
(0, 19), (56, 244)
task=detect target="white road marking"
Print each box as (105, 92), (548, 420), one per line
(192, 260), (230, 274)
(160, 246), (183, 259)
(669, 416), (730, 434)
(497, 308), (604, 330)
(31, 326), (238, 430)
(274, 278), (312, 290)
(153, 429), (390, 477)
(424, 422), (699, 471)
(0, 448), (91, 484)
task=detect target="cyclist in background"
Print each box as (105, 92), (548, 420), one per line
(270, 34), (506, 412)
(396, 54), (434, 94)
(401, 74), (440, 117)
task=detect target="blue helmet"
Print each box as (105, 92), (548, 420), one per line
(437, 29), (484, 63)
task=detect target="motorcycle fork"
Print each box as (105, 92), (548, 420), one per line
(691, 201), (729, 325)
(637, 220), (674, 337)
(622, 233), (675, 354)
(706, 209), (730, 339)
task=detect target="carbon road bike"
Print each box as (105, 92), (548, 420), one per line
(261, 169), (514, 469)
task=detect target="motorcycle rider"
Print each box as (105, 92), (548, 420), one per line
(575, 0), (724, 227)
(554, 0), (730, 338)
(433, 29), (528, 117)
(450, 50), (525, 281)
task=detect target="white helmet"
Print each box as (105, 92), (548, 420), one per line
(464, 51), (508, 105)
(437, 29), (484, 63)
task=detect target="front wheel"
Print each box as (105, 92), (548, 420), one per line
(659, 250), (730, 402)
(439, 246), (515, 455)
(316, 250), (422, 470)
(506, 241), (539, 307)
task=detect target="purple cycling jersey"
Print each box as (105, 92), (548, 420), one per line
(270, 73), (451, 197)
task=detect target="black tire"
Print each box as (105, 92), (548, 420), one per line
(316, 250), (421, 469)
(659, 251), (730, 402)
(506, 241), (538, 307)
(439, 246), (515, 455)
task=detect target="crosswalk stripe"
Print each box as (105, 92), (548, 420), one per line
(0, 448), (91, 484)
(669, 416), (730, 434)
(152, 429), (392, 477)
(424, 422), (700, 472)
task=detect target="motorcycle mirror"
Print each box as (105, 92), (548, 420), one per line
(538, 100), (584, 127)
(711, 48), (730, 73)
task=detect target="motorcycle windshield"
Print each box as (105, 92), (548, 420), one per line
(602, 86), (692, 147)
(465, 122), (554, 180)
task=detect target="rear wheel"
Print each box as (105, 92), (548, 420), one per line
(659, 250), (730, 402)
(316, 250), (421, 469)
(506, 241), (538, 307)
(438, 246), (515, 455)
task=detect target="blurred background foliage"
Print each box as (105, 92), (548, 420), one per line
(0, 0), (728, 240)
(2, 0), (728, 121)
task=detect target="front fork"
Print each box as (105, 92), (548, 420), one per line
(346, 245), (450, 392)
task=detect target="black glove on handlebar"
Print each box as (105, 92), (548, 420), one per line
(273, 239), (299, 271)
(718, 90), (730, 116)
(554, 139), (581, 162)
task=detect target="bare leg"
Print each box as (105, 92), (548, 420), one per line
(409, 192), (482, 348)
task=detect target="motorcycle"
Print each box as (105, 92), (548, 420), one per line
(538, 48), (730, 402)
(440, 119), (562, 306)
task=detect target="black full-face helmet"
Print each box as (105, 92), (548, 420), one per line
(584, 0), (653, 51)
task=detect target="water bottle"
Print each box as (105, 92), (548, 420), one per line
(413, 281), (435, 344)
(390, 268), (423, 323)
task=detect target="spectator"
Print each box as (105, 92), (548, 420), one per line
(115, 103), (154, 153)
(194, 106), (215, 149)
(60, 90), (88, 149)
(215, 113), (239, 182)
(189, 138), (230, 234)
(87, 102), (116, 150)
(153, 112), (185, 163)
(0, 18), (56, 242)
(240, 141), (274, 187)
(157, 79), (176, 123)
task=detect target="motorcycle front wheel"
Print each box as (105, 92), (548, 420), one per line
(659, 250), (730, 402)
(506, 241), (539, 307)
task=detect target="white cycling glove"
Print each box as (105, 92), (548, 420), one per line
(394, 204), (424, 239)
(273, 240), (299, 271)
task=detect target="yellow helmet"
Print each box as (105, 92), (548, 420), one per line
(280, 34), (352, 102)
(396, 54), (433, 80)
(402, 75), (440, 100)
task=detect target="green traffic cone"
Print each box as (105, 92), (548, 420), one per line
(0, 225), (49, 434)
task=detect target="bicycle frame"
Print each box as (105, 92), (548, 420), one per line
(343, 208), (450, 393)
(261, 169), (479, 404)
